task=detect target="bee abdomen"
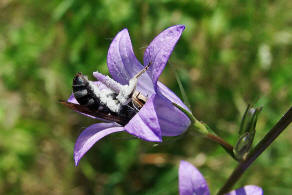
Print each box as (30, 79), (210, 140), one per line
(72, 73), (99, 108)
(73, 89), (88, 98)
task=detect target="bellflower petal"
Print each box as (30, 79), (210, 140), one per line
(68, 93), (78, 104)
(157, 81), (190, 112)
(125, 95), (162, 142)
(144, 25), (185, 88)
(226, 185), (263, 195)
(179, 160), (210, 195)
(154, 95), (190, 136)
(179, 161), (263, 195)
(74, 123), (124, 166)
(107, 28), (155, 96)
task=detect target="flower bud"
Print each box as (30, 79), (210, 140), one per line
(234, 105), (262, 161)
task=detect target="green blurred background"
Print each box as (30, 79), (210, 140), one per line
(0, 0), (291, 194)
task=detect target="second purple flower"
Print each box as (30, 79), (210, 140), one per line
(179, 160), (263, 195)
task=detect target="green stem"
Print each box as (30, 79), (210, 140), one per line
(173, 103), (235, 159)
(206, 133), (235, 160)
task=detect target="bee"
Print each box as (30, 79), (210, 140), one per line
(60, 63), (150, 126)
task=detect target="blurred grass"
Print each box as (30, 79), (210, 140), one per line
(0, 0), (291, 194)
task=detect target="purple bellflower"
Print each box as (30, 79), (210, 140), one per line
(179, 160), (263, 195)
(67, 25), (191, 165)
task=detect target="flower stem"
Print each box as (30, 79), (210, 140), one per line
(206, 133), (235, 159)
(173, 103), (235, 159)
(217, 106), (292, 195)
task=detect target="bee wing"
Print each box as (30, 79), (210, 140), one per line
(60, 101), (126, 125)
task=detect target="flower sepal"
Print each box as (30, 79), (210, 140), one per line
(173, 102), (210, 136)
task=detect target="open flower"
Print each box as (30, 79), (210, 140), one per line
(179, 160), (263, 195)
(67, 25), (191, 165)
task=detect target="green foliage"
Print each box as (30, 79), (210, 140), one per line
(0, 0), (291, 194)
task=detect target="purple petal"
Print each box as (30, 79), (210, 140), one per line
(154, 94), (190, 136)
(143, 25), (185, 88)
(226, 185), (263, 195)
(157, 81), (191, 112)
(107, 28), (155, 96)
(179, 160), (210, 195)
(68, 93), (78, 104)
(125, 95), (162, 142)
(74, 123), (124, 166)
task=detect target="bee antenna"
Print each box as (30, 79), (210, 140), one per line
(134, 61), (152, 79)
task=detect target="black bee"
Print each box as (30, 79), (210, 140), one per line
(61, 63), (151, 125)
(61, 74), (139, 126)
